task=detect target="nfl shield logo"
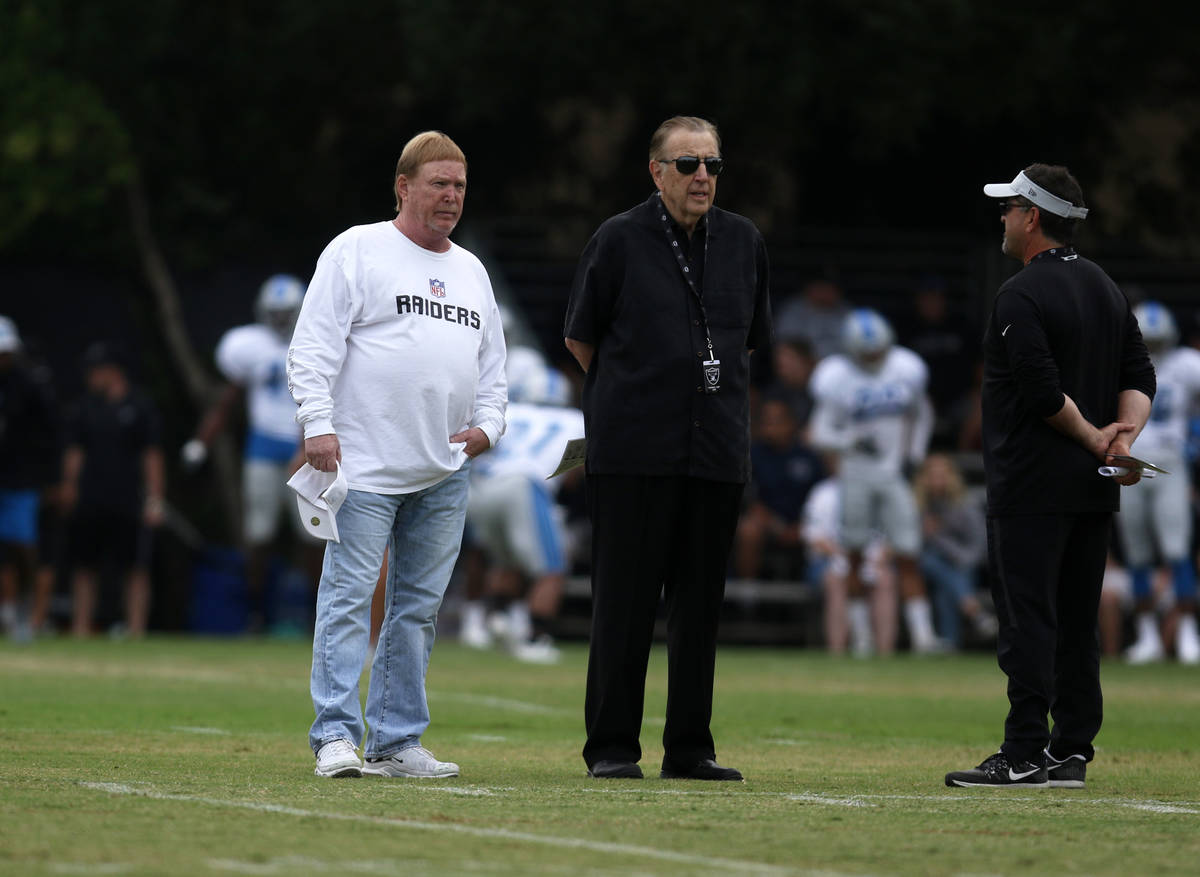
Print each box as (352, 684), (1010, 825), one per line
(430, 279), (446, 298)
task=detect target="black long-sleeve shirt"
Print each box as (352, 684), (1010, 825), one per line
(564, 193), (772, 483)
(981, 246), (1156, 515)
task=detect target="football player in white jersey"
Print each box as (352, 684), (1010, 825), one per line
(1118, 302), (1200, 664)
(802, 476), (898, 655)
(464, 363), (584, 662)
(182, 274), (320, 630)
(809, 308), (939, 654)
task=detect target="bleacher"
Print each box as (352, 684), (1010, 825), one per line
(556, 574), (825, 647)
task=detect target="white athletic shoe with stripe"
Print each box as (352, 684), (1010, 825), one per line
(314, 738), (362, 778)
(362, 746), (459, 778)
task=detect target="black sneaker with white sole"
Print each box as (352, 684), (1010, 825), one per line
(945, 751), (1048, 788)
(1044, 749), (1087, 788)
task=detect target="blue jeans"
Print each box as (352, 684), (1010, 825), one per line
(309, 464), (470, 757)
(920, 548), (975, 647)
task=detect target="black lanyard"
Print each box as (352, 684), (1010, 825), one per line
(656, 197), (716, 365)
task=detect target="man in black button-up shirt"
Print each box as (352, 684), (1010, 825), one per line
(564, 116), (771, 782)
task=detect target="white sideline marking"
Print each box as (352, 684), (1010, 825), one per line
(466, 733), (509, 742)
(0, 655), (305, 690)
(786, 793), (873, 808)
(421, 785), (499, 797)
(207, 857), (404, 874)
(1120, 801), (1200, 814)
(50, 865), (134, 875)
(582, 787), (1200, 814)
(432, 692), (564, 715)
(80, 782), (798, 875)
(171, 726), (231, 736)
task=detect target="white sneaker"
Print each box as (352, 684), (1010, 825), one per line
(460, 612), (492, 650)
(1126, 613), (1163, 664)
(362, 746), (459, 778)
(511, 634), (561, 664)
(1126, 634), (1164, 664)
(972, 611), (999, 639)
(486, 611), (512, 645)
(912, 635), (951, 656)
(1177, 616), (1200, 665)
(314, 738), (362, 778)
(848, 600), (873, 658)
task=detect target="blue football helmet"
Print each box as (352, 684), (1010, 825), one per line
(842, 308), (895, 368)
(1133, 301), (1178, 353)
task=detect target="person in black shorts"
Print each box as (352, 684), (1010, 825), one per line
(945, 164), (1155, 789)
(61, 343), (165, 637)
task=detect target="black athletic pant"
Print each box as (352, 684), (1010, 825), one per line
(582, 473), (743, 770)
(987, 512), (1110, 764)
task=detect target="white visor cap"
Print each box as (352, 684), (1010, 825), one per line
(983, 171), (1089, 219)
(286, 462), (348, 542)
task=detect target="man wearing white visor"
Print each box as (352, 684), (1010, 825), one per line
(945, 163), (1156, 789)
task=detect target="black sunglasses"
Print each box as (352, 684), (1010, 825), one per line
(998, 200), (1032, 214)
(660, 155), (724, 176)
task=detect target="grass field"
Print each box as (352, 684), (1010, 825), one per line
(1, 636), (1197, 876)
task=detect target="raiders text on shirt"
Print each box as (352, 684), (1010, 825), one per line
(395, 294), (481, 329)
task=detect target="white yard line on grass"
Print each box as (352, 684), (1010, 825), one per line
(1115, 801), (1200, 815)
(80, 782), (809, 876)
(207, 857), (414, 875)
(581, 787), (1200, 814)
(430, 692), (665, 726)
(431, 692), (567, 715)
(171, 726), (232, 736)
(0, 655), (306, 690)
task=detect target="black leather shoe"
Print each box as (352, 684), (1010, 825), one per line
(660, 758), (743, 781)
(587, 760), (643, 779)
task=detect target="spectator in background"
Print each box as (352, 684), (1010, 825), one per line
(912, 453), (996, 650)
(774, 276), (851, 362)
(801, 472), (898, 655)
(895, 275), (980, 449)
(956, 359), (986, 454)
(809, 308), (939, 655)
(0, 316), (61, 640)
(182, 274), (321, 632)
(463, 363), (583, 663)
(763, 338), (817, 432)
(1117, 302), (1200, 665)
(734, 395), (824, 580)
(61, 343), (165, 637)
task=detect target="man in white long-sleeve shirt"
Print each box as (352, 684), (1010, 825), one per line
(288, 131), (507, 779)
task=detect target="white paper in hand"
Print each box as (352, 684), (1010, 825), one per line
(287, 462), (348, 541)
(547, 437), (586, 479)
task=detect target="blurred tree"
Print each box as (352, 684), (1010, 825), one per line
(2, 0), (1199, 549)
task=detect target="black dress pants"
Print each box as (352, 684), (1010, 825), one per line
(987, 512), (1110, 764)
(582, 473), (743, 769)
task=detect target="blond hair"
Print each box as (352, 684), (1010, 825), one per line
(913, 452), (967, 510)
(648, 116), (721, 161)
(393, 131), (467, 212)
